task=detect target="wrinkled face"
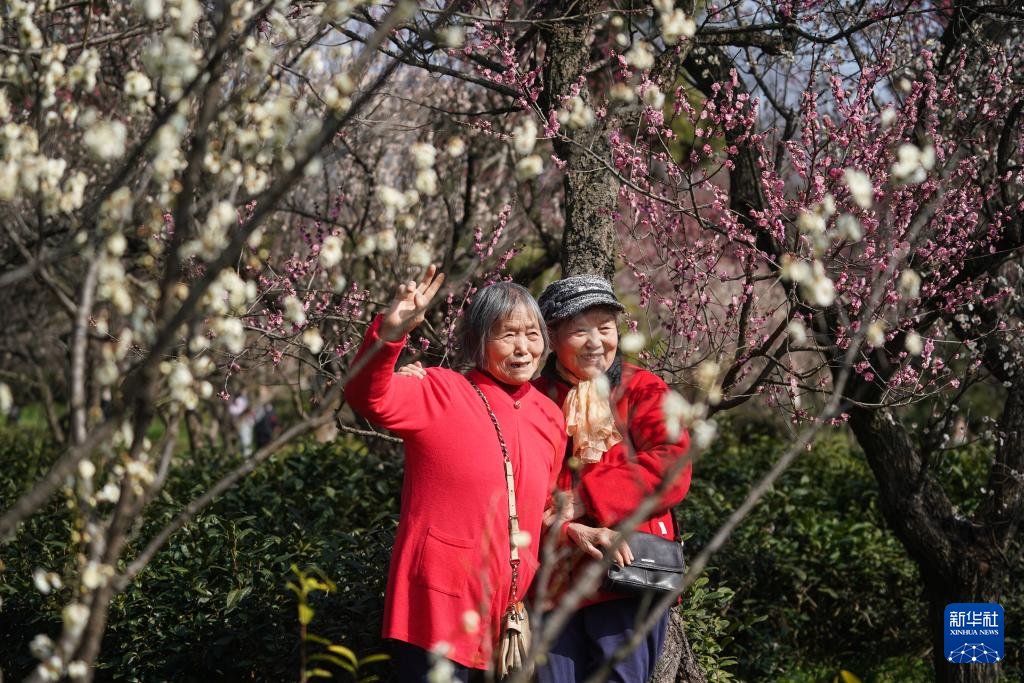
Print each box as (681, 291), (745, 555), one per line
(551, 308), (619, 382)
(483, 305), (546, 385)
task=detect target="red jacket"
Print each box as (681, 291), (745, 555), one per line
(533, 361), (692, 605)
(345, 316), (566, 668)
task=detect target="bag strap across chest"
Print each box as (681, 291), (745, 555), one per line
(467, 378), (522, 607)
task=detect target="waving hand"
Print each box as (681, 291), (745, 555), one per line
(379, 264), (445, 340)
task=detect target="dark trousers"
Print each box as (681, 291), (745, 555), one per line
(535, 597), (669, 683)
(391, 640), (485, 683)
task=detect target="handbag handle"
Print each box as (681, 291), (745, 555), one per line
(467, 378), (522, 607)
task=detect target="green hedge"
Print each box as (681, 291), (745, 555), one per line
(0, 431), (402, 681)
(2, 418), (1018, 681)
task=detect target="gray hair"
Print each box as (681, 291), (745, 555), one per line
(459, 282), (548, 369)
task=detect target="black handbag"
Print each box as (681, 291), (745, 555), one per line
(603, 532), (685, 596)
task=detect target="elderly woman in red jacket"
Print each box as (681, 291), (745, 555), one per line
(533, 274), (692, 683)
(345, 266), (566, 682)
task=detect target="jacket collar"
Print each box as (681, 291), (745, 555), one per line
(466, 368), (533, 401)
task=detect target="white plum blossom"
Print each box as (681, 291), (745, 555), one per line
(67, 661), (88, 680)
(376, 185), (407, 221)
(408, 242), (432, 268)
(414, 168), (439, 197)
(19, 15), (44, 50)
(891, 143), (935, 184)
(106, 233), (127, 257)
(123, 71), (152, 98)
(377, 229), (398, 252)
(905, 331), (924, 356)
(0, 382), (11, 416)
(29, 634), (54, 659)
(81, 562), (110, 590)
(172, 0), (203, 35)
(136, 0), (163, 21)
(441, 25), (465, 48)
(396, 213), (416, 230)
(695, 360), (720, 393)
(302, 328), (324, 354)
(355, 233), (377, 256)
(880, 107), (897, 128)
(462, 610), (480, 634)
(63, 602), (90, 638)
(144, 35), (201, 98)
(410, 142), (437, 169)
(619, 332), (645, 353)
(515, 154), (543, 180)
(283, 295), (306, 326)
(33, 568), (62, 595)
(787, 320), (808, 344)
(96, 482), (121, 504)
(319, 235), (343, 268)
(780, 255), (812, 283)
(609, 82), (635, 103)
(557, 95), (595, 130)
(641, 84), (665, 110)
(843, 168), (873, 208)
(835, 213), (863, 241)
(512, 118), (538, 156)
(692, 419), (718, 449)
(625, 41), (655, 71)
(866, 320), (887, 347)
(660, 10), (696, 45)
(898, 269), (922, 297)
(78, 460), (96, 481)
(214, 317), (246, 354)
(445, 136), (466, 157)
(661, 391), (706, 443)
(84, 120), (127, 160)
(800, 261), (836, 307)
(95, 362), (120, 386)
(511, 530), (532, 548)
(796, 209), (826, 234)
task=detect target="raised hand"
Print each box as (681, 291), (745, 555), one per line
(380, 264), (445, 341)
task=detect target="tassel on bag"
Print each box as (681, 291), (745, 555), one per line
(497, 601), (531, 679)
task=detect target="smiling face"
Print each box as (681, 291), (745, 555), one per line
(482, 305), (546, 385)
(551, 307), (619, 382)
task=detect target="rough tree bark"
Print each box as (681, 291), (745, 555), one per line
(541, 0), (618, 280)
(652, 609), (708, 683)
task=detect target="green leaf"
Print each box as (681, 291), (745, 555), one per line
(308, 654), (355, 672)
(327, 644), (358, 666)
(225, 586), (250, 612)
(306, 668), (333, 678)
(298, 604), (315, 625)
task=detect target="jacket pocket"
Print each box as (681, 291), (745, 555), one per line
(414, 527), (476, 597)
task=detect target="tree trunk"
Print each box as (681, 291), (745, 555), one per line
(541, 0), (618, 280)
(847, 407), (1008, 683)
(652, 609), (707, 683)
